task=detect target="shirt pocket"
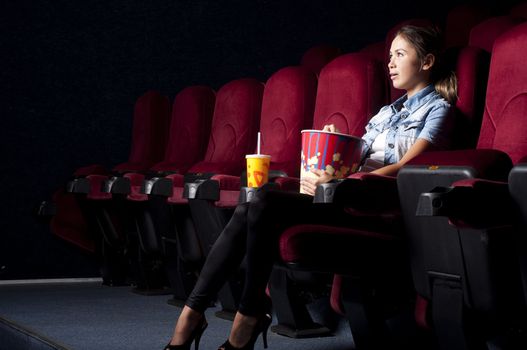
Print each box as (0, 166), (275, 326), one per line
(396, 120), (424, 153)
(401, 119), (424, 132)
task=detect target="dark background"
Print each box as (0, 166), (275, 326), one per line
(0, 0), (519, 279)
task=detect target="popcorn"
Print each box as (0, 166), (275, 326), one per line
(325, 164), (336, 175)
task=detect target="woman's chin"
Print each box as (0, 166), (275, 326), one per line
(391, 80), (401, 89)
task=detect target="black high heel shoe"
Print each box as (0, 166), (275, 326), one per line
(164, 316), (208, 350)
(218, 313), (272, 350)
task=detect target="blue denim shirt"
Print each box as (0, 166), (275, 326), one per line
(361, 85), (453, 164)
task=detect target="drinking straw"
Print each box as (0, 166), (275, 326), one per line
(257, 131), (261, 155)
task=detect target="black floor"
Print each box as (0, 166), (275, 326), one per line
(0, 280), (353, 350)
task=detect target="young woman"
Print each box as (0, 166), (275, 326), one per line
(164, 25), (457, 350)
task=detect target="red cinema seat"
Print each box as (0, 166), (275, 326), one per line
(184, 66), (318, 316)
(105, 86), (216, 199)
(468, 15), (525, 54)
(50, 91), (170, 252)
(100, 86), (216, 294)
(142, 78), (263, 300)
(300, 44), (342, 76)
(510, 2), (527, 19)
(48, 90), (171, 286)
(268, 52), (386, 338)
(396, 22), (527, 349)
(444, 4), (490, 49)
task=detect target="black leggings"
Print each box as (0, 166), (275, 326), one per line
(185, 189), (359, 316)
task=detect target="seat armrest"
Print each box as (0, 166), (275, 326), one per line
(210, 174), (241, 191)
(273, 176), (300, 192)
(67, 178), (91, 194)
(313, 181), (342, 203)
(408, 149), (513, 181)
(238, 183), (280, 203)
(102, 176), (131, 194)
(37, 200), (56, 217)
(333, 172), (398, 211)
(142, 177), (174, 196)
(416, 178), (513, 228)
(67, 175), (111, 200)
(184, 179), (217, 200)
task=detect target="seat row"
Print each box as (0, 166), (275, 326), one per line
(40, 3), (527, 349)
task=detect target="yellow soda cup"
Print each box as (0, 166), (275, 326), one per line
(246, 154), (271, 188)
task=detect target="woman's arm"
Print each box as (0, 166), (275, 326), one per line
(371, 138), (431, 176)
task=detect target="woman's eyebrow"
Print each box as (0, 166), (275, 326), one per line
(389, 48), (407, 55)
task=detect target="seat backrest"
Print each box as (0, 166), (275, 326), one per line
(312, 53), (385, 137)
(449, 16), (524, 150)
(444, 4), (490, 49)
(300, 44), (342, 76)
(114, 91), (171, 172)
(259, 66), (318, 177)
(511, 2), (527, 19)
(469, 15), (525, 53)
(477, 22), (527, 164)
(449, 45), (490, 150)
(359, 41), (385, 63)
(150, 86), (216, 174)
(189, 78), (264, 175)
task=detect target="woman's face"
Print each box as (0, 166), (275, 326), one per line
(388, 34), (432, 97)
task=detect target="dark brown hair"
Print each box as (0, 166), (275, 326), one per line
(396, 25), (458, 104)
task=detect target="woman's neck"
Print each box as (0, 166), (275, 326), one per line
(406, 82), (431, 99)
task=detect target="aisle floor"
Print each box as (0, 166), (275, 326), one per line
(0, 280), (353, 350)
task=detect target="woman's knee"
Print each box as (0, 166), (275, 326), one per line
(233, 201), (250, 217)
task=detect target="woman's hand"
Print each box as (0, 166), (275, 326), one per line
(322, 124), (340, 133)
(300, 169), (335, 196)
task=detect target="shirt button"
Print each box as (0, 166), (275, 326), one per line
(388, 143), (394, 148)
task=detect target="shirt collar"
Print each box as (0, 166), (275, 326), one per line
(390, 84), (436, 114)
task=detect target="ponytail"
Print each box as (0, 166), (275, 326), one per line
(434, 70), (458, 104)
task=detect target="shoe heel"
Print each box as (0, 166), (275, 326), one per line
(261, 316), (270, 349)
(194, 322), (207, 350)
(194, 333), (201, 350)
(261, 328), (268, 349)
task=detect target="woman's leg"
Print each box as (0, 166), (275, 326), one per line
(239, 189), (334, 316)
(169, 202), (250, 345)
(226, 190), (338, 348)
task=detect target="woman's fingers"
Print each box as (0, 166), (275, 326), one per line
(300, 179), (317, 196)
(311, 168), (325, 176)
(321, 124), (339, 133)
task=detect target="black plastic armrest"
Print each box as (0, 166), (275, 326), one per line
(102, 176), (131, 194)
(416, 181), (514, 228)
(313, 180), (343, 203)
(66, 178), (90, 194)
(142, 177), (174, 196)
(238, 182), (279, 203)
(183, 179), (216, 200)
(37, 200), (56, 217)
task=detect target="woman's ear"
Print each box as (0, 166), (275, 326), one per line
(421, 54), (435, 71)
